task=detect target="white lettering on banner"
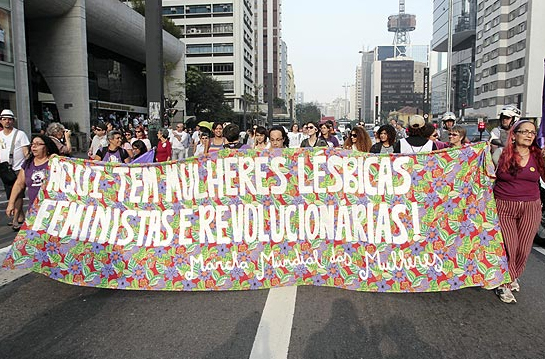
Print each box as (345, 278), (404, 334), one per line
(31, 202), (422, 247)
(358, 251), (445, 280)
(46, 155), (413, 203)
(183, 248), (443, 283)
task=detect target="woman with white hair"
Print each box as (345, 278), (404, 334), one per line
(46, 122), (72, 155)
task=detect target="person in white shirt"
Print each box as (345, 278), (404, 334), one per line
(170, 123), (186, 161)
(88, 123), (108, 158)
(288, 123), (303, 148)
(191, 124), (201, 155)
(0, 109), (30, 230)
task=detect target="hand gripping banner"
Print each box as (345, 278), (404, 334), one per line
(2, 143), (510, 292)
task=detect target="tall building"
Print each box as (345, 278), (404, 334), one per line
(254, 0), (282, 104)
(354, 66), (362, 120)
(359, 51), (374, 123)
(377, 58), (427, 117)
(286, 64), (296, 121)
(295, 92), (304, 105)
(473, 0), (545, 119)
(431, 0), (477, 117)
(163, 0), (255, 113)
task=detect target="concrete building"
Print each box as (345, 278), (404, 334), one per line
(286, 64), (296, 122)
(369, 58), (427, 122)
(473, 0), (545, 119)
(1, 0), (185, 137)
(254, 0), (282, 104)
(431, 0), (477, 117)
(295, 92), (304, 105)
(163, 0), (254, 114)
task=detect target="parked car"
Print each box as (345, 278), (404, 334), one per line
(460, 124), (490, 143)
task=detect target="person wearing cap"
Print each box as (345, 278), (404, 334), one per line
(394, 115), (437, 154)
(0, 109), (30, 230)
(439, 112), (457, 142)
(88, 122), (108, 158)
(491, 104), (521, 165)
(493, 119), (544, 303)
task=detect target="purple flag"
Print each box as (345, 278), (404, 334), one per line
(538, 59), (545, 148)
(130, 149), (155, 164)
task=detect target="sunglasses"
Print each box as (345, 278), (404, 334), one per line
(431, 134), (439, 138)
(350, 133), (357, 138)
(136, 130), (142, 133)
(307, 126), (316, 130)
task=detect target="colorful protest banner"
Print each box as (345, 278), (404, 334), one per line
(2, 143), (510, 292)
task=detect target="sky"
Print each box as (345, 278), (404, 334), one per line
(282, 0), (434, 104)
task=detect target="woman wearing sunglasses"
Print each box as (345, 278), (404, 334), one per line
(344, 126), (372, 152)
(447, 125), (467, 148)
(493, 120), (545, 303)
(300, 121), (328, 148)
(134, 125), (151, 151)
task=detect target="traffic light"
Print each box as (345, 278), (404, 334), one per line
(478, 121), (486, 132)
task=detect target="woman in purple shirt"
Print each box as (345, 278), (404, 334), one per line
(493, 120), (545, 303)
(6, 135), (59, 230)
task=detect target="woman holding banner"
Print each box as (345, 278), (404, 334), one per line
(493, 120), (545, 303)
(6, 135), (59, 229)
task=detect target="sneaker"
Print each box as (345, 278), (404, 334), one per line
(495, 285), (517, 303)
(511, 279), (520, 292)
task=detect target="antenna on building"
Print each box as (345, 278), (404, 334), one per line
(387, 0), (416, 58)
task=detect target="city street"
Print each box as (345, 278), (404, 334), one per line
(2, 197), (545, 359)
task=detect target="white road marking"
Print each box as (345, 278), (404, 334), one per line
(533, 246), (545, 256)
(250, 286), (297, 359)
(0, 245), (31, 287)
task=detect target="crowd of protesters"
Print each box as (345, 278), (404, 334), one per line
(1, 104), (544, 306)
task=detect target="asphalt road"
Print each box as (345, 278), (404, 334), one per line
(2, 182), (545, 358)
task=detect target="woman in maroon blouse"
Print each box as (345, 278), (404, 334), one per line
(493, 120), (545, 303)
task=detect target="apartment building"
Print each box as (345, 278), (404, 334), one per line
(473, 0), (545, 119)
(163, 0), (255, 113)
(431, 0), (476, 117)
(254, 0), (282, 104)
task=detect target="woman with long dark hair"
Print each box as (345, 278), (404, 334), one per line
(209, 122), (224, 152)
(370, 124), (396, 154)
(493, 120), (545, 303)
(300, 121), (327, 148)
(344, 126), (372, 152)
(253, 126), (270, 150)
(6, 135), (59, 230)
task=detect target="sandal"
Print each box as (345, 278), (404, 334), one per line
(7, 220), (13, 226)
(12, 224), (21, 232)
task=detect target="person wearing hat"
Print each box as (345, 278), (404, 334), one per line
(0, 109), (30, 230)
(491, 104), (521, 165)
(439, 112), (457, 142)
(394, 115), (437, 154)
(87, 122), (108, 158)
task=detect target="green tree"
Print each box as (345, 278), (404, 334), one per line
(296, 103), (321, 123)
(185, 67), (234, 122)
(130, 0), (182, 38)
